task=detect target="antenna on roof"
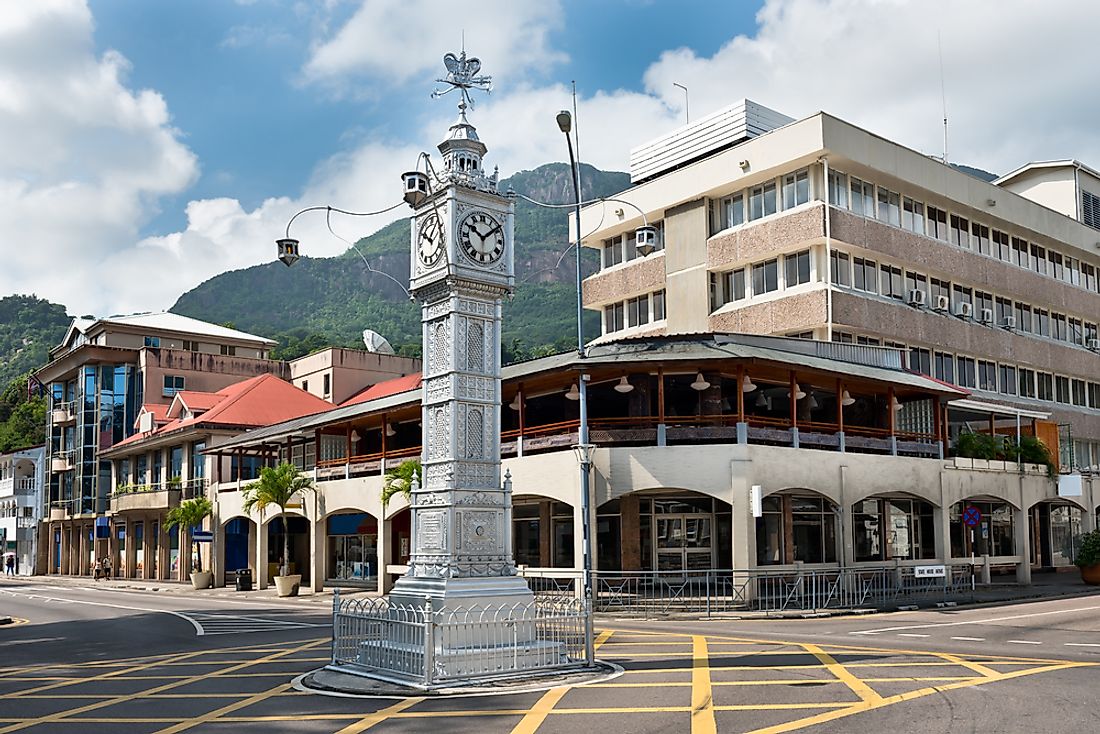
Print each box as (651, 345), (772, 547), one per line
(938, 30), (948, 165)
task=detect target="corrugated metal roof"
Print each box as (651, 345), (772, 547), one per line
(99, 312), (277, 345)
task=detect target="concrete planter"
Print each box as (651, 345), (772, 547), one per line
(1080, 565), (1100, 586)
(274, 575), (301, 597)
(190, 571), (213, 590)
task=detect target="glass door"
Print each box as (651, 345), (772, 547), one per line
(655, 515), (715, 573)
(683, 516), (713, 570)
(656, 517), (684, 572)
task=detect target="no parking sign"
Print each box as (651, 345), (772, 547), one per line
(962, 506), (982, 527)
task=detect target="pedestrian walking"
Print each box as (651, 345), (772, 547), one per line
(93, 558), (102, 581)
(4, 555), (14, 576)
(102, 556), (112, 580)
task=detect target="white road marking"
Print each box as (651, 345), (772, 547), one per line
(1064, 643), (1100, 648)
(1007, 640), (1043, 645)
(951, 637), (985, 642)
(849, 603), (1100, 635)
(898, 633), (930, 638)
(1, 588), (203, 635)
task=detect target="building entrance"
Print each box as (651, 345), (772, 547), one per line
(654, 513), (714, 572)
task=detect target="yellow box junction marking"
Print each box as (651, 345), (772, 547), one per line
(691, 635), (717, 734)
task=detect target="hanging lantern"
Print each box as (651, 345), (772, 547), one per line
(614, 376), (634, 393)
(635, 225), (659, 257)
(565, 383), (581, 401)
(841, 389), (855, 407)
(401, 171), (430, 207)
(690, 372), (711, 391)
(276, 238), (300, 267)
(741, 373), (757, 392)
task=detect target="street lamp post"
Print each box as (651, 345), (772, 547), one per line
(557, 109), (595, 665)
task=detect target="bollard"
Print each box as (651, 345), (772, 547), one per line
(981, 555), (992, 586)
(423, 595), (435, 686)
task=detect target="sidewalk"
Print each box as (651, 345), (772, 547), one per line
(1, 573), (378, 605)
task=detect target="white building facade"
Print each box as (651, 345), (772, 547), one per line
(0, 446), (46, 574)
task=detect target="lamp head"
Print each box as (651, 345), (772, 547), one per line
(556, 110), (572, 134)
(635, 225), (658, 257)
(401, 171), (429, 207)
(276, 238), (300, 267)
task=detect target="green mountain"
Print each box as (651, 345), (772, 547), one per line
(0, 295), (70, 386)
(172, 163), (631, 360)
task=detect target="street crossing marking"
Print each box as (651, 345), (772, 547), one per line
(177, 610), (329, 636)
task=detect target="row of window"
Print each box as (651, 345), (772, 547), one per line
(711, 169), (812, 235)
(827, 168), (1100, 297)
(709, 249), (813, 310)
(603, 289), (667, 334)
(143, 335), (238, 356)
(829, 248), (1100, 349)
(831, 329), (1100, 409)
(600, 221), (666, 269)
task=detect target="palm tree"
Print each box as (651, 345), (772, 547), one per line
(164, 496), (213, 573)
(381, 459), (421, 508)
(242, 462), (314, 577)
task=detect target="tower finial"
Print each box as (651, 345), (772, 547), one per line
(432, 49), (492, 111)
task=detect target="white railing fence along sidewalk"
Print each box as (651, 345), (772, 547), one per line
(330, 591), (591, 687)
(520, 565), (976, 618)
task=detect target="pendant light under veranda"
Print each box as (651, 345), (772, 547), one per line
(690, 372), (711, 391)
(565, 383), (580, 401)
(614, 376), (634, 393)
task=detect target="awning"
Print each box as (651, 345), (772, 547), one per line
(948, 398), (1050, 421)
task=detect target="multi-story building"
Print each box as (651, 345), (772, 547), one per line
(289, 346), (420, 405)
(0, 446), (45, 574)
(35, 311), (287, 576)
(94, 374), (331, 582)
(578, 100), (1100, 477)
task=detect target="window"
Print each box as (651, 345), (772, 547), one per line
(1035, 308), (1050, 337)
(1019, 368), (1036, 399)
(144, 336), (160, 348)
(749, 181), (777, 220)
(978, 360), (997, 391)
(853, 257), (877, 293)
(1052, 313), (1068, 341)
(879, 264), (904, 299)
(182, 340), (199, 352)
(856, 335), (880, 346)
(301, 380), (309, 392)
(1067, 256), (1081, 286)
(830, 251), (851, 287)
(956, 357), (976, 389)
(1049, 250), (1065, 280)
(1083, 189), (1100, 230)
(1072, 379), (1088, 407)
(902, 197), (925, 234)
(752, 258), (779, 294)
(727, 269), (746, 302)
(1089, 382), (1100, 409)
(790, 496), (838, 564)
(1056, 375), (1071, 404)
(949, 214), (970, 248)
(853, 499), (935, 561)
(907, 270), (929, 297)
(782, 170), (810, 209)
(627, 294), (650, 328)
(995, 297), (1013, 327)
(785, 250), (811, 287)
(952, 284), (972, 310)
(1014, 302), (1033, 333)
(827, 169), (848, 208)
(604, 302), (625, 333)
(624, 231), (639, 262)
(909, 347), (931, 376)
(832, 331), (854, 343)
(719, 193), (745, 230)
(972, 222), (991, 256)
(1011, 237), (1028, 268)
(323, 373), (331, 397)
(999, 365), (1017, 395)
(927, 206), (949, 240)
(1069, 317), (1084, 345)
(1038, 372), (1054, 401)
(850, 177), (874, 217)
(162, 375), (184, 397)
(993, 229), (1011, 262)
(1083, 262), (1097, 292)
(877, 187), (900, 226)
(652, 290), (666, 321)
(220, 344), (236, 356)
(1031, 243), (1047, 275)
(602, 237), (623, 268)
(930, 277), (950, 306)
(934, 351), (955, 384)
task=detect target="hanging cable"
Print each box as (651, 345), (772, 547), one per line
(324, 207), (411, 298)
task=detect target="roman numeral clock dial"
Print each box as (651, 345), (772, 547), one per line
(459, 211), (505, 264)
(418, 213), (444, 267)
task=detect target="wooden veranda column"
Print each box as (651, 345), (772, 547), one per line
(380, 415), (388, 458)
(345, 425), (352, 461)
(735, 365), (745, 422)
(789, 371), (798, 428)
(888, 386), (896, 436)
(517, 385), (526, 439)
(657, 368), (666, 423)
(836, 378), (845, 433)
(314, 429), (321, 468)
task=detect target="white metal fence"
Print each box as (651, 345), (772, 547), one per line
(521, 565), (976, 618)
(330, 591), (591, 687)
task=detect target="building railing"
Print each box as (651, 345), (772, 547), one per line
(520, 565), (976, 618)
(330, 591), (591, 687)
(111, 478), (207, 500)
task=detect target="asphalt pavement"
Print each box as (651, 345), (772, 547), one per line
(2, 578), (1099, 733)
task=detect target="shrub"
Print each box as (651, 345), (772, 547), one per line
(1075, 530), (1100, 568)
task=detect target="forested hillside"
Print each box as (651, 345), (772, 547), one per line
(0, 295), (70, 386)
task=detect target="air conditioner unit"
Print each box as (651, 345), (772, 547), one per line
(955, 302), (974, 319)
(979, 307), (994, 325)
(1001, 316), (1016, 331)
(933, 294), (950, 312)
(1088, 338), (1100, 351)
(907, 289), (926, 307)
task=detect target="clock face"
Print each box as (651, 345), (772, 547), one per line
(417, 213), (444, 267)
(459, 211), (505, 264)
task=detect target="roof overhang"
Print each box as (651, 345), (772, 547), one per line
(948, 398), (1050, 421)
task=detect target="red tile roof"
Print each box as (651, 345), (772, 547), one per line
(167, 391), (224, 418)
(340, 373), (422, 407)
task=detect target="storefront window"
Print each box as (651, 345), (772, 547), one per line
(791, 496), (837, 563)
(950, 501), (1015, 558)
(854, 498), (935, 561)
(326, 513), (378, 589)
(552, 502), (575, 568)
(756, 496), (784, 565)
(513, 503), (540, 566)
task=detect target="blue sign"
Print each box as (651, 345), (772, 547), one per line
(191, 530), (214, 543)
(962, 506), (982, 528)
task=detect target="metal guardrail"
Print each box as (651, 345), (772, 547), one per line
(521, 566), (976, 618)
(330, 591), (590, 687)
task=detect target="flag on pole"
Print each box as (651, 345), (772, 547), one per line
(27, 375), (45, 400)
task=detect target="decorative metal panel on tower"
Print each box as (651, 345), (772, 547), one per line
(389, 51), (530, 610)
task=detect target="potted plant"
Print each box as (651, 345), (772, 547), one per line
(165, 496), (214, 589)
(381, 459), (421, 508)
(243, 462), (314, 597)
(1075, 530), (1100, 585)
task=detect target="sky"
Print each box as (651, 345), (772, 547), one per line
(3, 0), (1100, 318)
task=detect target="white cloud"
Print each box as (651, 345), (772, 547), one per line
(301, 0), (566, 95)
(0, 0), (198, 315)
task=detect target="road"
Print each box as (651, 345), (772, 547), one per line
(2, 579), (1099, 733)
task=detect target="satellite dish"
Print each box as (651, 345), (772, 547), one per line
(362, 330), (395, 354)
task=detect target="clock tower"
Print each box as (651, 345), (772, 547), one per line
(391, 52), (530, 612)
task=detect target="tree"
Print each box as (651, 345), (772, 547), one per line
(242, 463), (314, 577)
(381, 459), (421, 508)
(164, 497), (214, 573)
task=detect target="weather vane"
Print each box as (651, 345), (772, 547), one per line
(432, 50), (492, 110)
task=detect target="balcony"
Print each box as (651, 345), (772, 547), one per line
(0, 477), (34, 498)
(110, 478), (207, 514)
(51, 451), (74, 473)
(50, 401), (76, 426)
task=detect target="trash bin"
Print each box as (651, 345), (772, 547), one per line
(235, 568), (253, 592)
